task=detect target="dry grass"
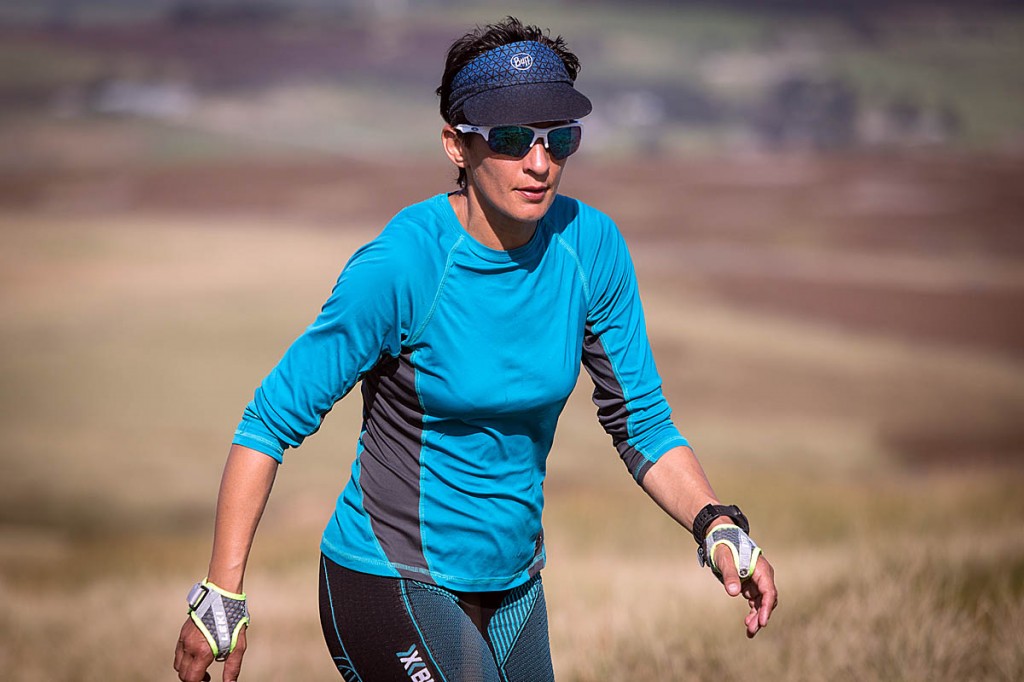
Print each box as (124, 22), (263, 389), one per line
(1, 158), (1022, 680)
(548, 533), (1024, 682)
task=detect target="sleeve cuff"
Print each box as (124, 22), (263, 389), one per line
(232, 425), (286, 463)
(632, 433), (689, 484)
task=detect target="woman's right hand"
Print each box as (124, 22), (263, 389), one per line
(174, 617), (247, 682)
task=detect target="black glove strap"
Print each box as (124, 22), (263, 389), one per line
(691, 504), (749, 545)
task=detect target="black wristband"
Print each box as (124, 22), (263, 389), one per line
(691, 504), (749, 545)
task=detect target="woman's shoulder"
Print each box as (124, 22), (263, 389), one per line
(547, 194), (625, 251)
(338, 195), (454, 287)
(379, 194), (454, 244)
(353, 195), (455, 262)
(548, 194), (619, 232)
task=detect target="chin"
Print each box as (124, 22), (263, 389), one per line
(509, 209), (546, 227)
(513, 196), (554, 221)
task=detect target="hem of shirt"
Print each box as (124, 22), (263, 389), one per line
(320, 537), (544, 593)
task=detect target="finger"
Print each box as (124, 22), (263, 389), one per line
(182, 644), (214, 682)
(222, 627), (247, 682)
(175, 619), (196, 673)
(175, 651), (192, 682)
(746, 592), (765, 638)
(174, 636), (185, 672)
(752, 558), (779, 628)
(745, 607), (760, 636)
(713, 544), (742, 596)
(183, 653), (213, 682)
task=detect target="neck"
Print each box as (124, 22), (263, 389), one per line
(449, 189), (536, 251)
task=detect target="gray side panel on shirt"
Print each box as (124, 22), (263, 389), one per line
(581, 323), (653, 482)
(358, 350), (429, 576)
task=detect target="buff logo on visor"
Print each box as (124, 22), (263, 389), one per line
(448, 41), (572, 121)
(510, 52), (533, 70)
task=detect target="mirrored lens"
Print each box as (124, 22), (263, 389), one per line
(547, 125), (582, 160)
(487, 126), (535, 157)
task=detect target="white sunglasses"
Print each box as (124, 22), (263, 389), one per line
(454, 121), (584, 160)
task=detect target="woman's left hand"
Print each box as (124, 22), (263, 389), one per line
(713, 548), (778, 638)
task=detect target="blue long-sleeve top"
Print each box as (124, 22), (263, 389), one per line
(233, 193), (688, 591)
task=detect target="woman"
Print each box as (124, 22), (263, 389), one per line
(174, 17), (777, 682)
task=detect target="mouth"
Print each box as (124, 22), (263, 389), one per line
(516, 186), (548, 202)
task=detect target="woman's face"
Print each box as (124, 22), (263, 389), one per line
(446, 122), (569, 233)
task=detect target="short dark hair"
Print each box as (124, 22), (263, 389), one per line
(436, 16), (583, 188)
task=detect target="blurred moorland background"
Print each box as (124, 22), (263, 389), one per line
(1, 1), (1022, 680)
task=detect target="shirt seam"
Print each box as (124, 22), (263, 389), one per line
(554, 233), (592, 306)
(408, 235), (463, 345)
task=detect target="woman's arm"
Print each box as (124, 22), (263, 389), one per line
(639, 445), (720, 530)
(640, 445), (778, 638)
(207, 444), (280, 592)
(174, 445), (279, 682)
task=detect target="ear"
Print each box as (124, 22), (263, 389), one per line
(441, 124), (467, 169)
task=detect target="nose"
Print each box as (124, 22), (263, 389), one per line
(523, 139), (551, 175)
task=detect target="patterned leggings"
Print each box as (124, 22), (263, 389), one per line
(318, 555), (556, 682)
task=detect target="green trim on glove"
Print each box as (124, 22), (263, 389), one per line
(705, 524), (762, 580)
(186, 578), (250, 661)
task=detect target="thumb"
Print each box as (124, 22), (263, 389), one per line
(221, 627), (247, 682)
(713, 544), (742, 597)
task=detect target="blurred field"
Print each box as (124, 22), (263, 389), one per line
(1, 151), (1023, 681)
(2, 2), (1024, 681)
